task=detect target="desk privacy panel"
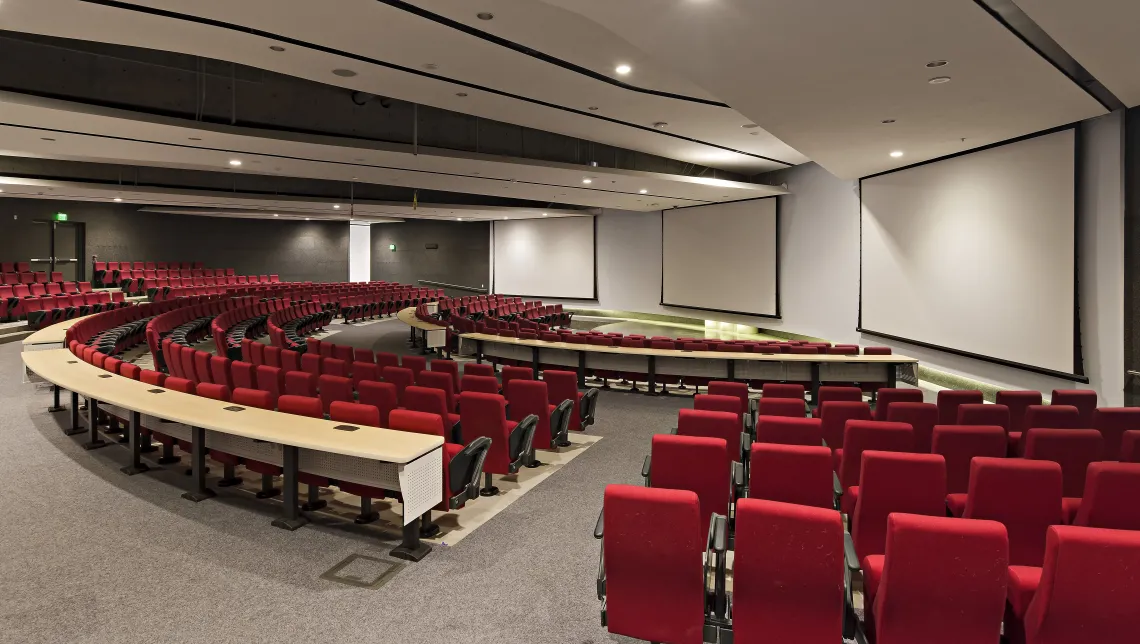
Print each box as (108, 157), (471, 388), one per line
(661, 198), (779, 317)
(493, 217), (596, 299)
(860, 128), (1079, 377)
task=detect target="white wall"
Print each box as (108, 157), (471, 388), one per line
(349, 222), (371, 282)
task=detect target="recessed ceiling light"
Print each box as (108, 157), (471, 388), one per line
(270, 45), (286, 52)
(456, 92), (468, 97)
(503, 216), (508, 220)
(615, 64), (632, 75)
(333, 204), (341, 209)
(890, 151), (904, 158)
(113, 197), (123, 202)
(332, 69), (357, 77)
(41, 137), (55, 141)
(457, 217), (463, 221)
(582, 178), (593, 184)
(881, 119), (896, 124)
(749, 132), (761, 135)
(188, 137), (202, 141)
(588, 106), (599, 111)
(0, 189), (4, 193)
(639, 189), (648, 194)
(653, 122), (668, 129)
(741, 124), (760, 129)
(542, 213), (548, 217)
(423, 63), (438, 70)
(229, 159), (242, 166)
(928, 76), (951, 84)
(477, 12), (494, 20)
(273, 213), (279, 217)
(926, 60), (948, 68)
(305, 218), (310, 221)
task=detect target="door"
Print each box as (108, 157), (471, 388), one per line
(29, 219), (85, 281)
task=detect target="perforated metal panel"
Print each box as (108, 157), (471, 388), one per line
(142, 416), (191, 441)
(300, 449), (401, 490)
(485, 343), (531, 362)
(733, 361), (792, 380)
(537, 348), (578, 367)
(398, 448), (443, 523)
(818, 363), (889, 382)
(206, 430), (282, 464)
(424, 329), (446, 348)
(655, 357), (729, 378)
(585, 353), (648, 371)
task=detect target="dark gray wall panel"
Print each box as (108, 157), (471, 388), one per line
(370, 220), (489, 290)
(0, 198), (348, 282)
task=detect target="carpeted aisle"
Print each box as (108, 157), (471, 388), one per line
(0, 339), (685, 643)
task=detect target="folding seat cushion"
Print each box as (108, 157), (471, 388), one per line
(1050, 389), (1097, 427)
(416, 370), (458, 412)
(937, 390), (984, 425)
(284, 371), (318, 397)
(819, 400), (873, 453)
(850, 451), (947, 560)
(322, 358), (348, 378)
(301, 353), (321, 377)
(1091, 408), (1140, 461)
(761, 383), (805, 400)
(649, 434), (732, 530)
(755, 416), (823, 446)
(1007, 525), (1140, 644)
(458, 392), (524, 477)
(731, 498), (844, 644)
(255, 365), (285, 407)
(886, 402), (938, 453)
(874, 388), (924, 421)
(209, 356), (234, 390)
(231, 361), (256, 390)
(401, 355), (427, 380)
(382, 366), (415, 404)
(963, 457), (1063, 566)
(406, 386), (461, 432)
(464, 362), (495, 379)
(317, 374), (353, 415)
(462, 375), (500, 394)
(694, 394), (744, 427)
(932, 424), (1008, 509)
(748, 444), (834, 509)
(997, 390), (1043, 436)
(838, 421), (915, 514)
(429, 359), (461, 390)
(357, 381), (399, 427)
(677, 408), (744, 459)
(1024, 428), (1104, 500)
(811, 386), (862, 418)
(863, 514), (1008, 644)
(601, 485), (706, 644)
(756, 397), (806, 419)
(1070, 462), (1140, 529)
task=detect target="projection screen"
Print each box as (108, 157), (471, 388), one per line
(860, 128), (1079, 378)
(661, 198), (779, 317)
(493, 217), (596, 299)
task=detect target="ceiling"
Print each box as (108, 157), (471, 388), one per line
(1012, 0), (1140, 107)
(0, 0), (805, 174)
(0, 175), (589, 221)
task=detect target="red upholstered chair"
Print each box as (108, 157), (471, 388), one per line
(597, 485), (711, 644)
(276, 395), (331, 510)
(329, 401), (379, 427)
(404, 385), (461, 437)
(677, 408), (745, 461)
(862, 514), (1008, 644)
(962, 457), (1063, 566)
(748, 444), (835, 509)
(381, 366), (414, 404)
(196, 383), (244, 486)
(543, 370), (587, 434)
(957, 403), (1010, 432)
(263, 345), (282, 369)
(458, 391), (536, 495)
(429, 359), (460, 390)
(461, 375), (499, 394)
(507, 379), (569, 454)
(694, 394), (744, 428)
(332, 344), (353, 368)
(322, 357), (348, 378)
(762, 383), (805, 400)
(401, 355), (426, 380)
(996, 390), (1043, 438)
(463, 362), (495, 379)
(375, 351), (400, 370)
(249, 341), (265, 366)
(646, 434), (734, 538)
(230, 387), (279, 500)
(357, 381), (398, 427)
(732, 498), (845, 644)
(849, 451), (946, 561)
(280, 350), (301, 374)
(1017, 405), (1081, 456)
(254, 365), (284, 408)
(139, 369), (166, 388)
(193, 351), (214, 385)
(1092, 408), (1140, 461)
(837, 421), (914, 515)
(886, 402), (938, 453)
(1069, 462), (1140, 529)
(708, 380), (750, 422)
(811, 386), (862, 418)
(209, 356), (233, 390)
(416, 370), (458, 412)
(351, 362), (381, 391)
(756, 397), (806, 419)
(284, 370), (317, 397)
(1024, 428), (1104, 518)
(1125, 431), (1140, 462)
(501, 365), (533, 392)
(1050, 389), (1097, 427)
(937, 389), (983, 425)
(352, 347), (374, 364)
(318, 342), (334, 359)
(317, 374), (353, 415)
(933, 424), (1009, 515)
(755, 416), (823, 447)
(1006, 526), (1140, 644)
(119, 363), (141, 381)
(874, 388), (924, 421)
(819, 401), (873, 454)
(301, 352), (321, 378)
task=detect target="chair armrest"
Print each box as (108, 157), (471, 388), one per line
(704, 513), (729, 619)
(844, 531), (860, 572)
(596, 540), (606, 600)
(641, 455), (651, 486)
(744, 412), (755, 435)
(833, 471), (843, 498)
(740, 432), (752, 463)
(667, 426), (678, 435)
(594, 508), (604, 539)
(732, 461), (746, 501)
(506, 414), (538, 473)
(449, 437), (491, 508)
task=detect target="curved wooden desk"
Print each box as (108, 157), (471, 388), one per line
(22, 348), (443, 561)
(465, 333), (918, 400)
(22, 315), (87, 348)
(397, 306), (448, 355)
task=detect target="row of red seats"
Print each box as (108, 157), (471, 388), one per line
(0, 270), (65, 285)
(1, 281), (95, 321)
(23, 291), (130, 329)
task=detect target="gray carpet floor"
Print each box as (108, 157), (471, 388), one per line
(0, 335), (687, 643)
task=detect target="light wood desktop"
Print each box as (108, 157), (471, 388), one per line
(397, 306), (448, 353)
(22, 315), (86, 347)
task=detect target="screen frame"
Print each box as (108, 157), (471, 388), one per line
(857, 124), (1087, 383)
(491, 215), (599, 300)
(658, 196), (782, 319)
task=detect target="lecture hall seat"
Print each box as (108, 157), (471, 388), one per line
(458, 391), (536, 496)
(837, 421), (915, 515)
(230, 388), (282, 498)
(934, 424), (1009, 515)
(811, 386), (862, 418)
(936, 389), (984, 425)
(677, 408), (746, 462)
(1050, 389), (1097, 427)
(873, 388), (924, 422)
(747, 444), (835, 510)
(1024, 428), (1104, 519)
(357, 381), (399, 427)
(754, 416), (823, 447)
(275, 395), (332, 511)
(848, 451), (947, 562)
(819, 401), (873, 456)
(1091, 407), (1140, 461)
(962, 458), (1063, 567)
(886, 402), (938, 454)
(416, 370), (458, 413)
(507, 379), (571, 457)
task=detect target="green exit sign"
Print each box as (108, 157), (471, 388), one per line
(53, 212), (68, 222)
(389, 244), (396, 251)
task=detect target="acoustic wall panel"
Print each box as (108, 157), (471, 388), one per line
(493, 217), (595, 298)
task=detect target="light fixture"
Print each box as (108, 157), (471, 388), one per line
(881, 119), (896, 124)
(456, 92), (468, 97)
(542, 213), (548, 216)
(389, 244), (396, 250)
(639, 189), (648, 194)
(332, 69), (358, 77)
(188, 137), (202, 141)
(423, 63), (438, 70)
(0, 189), (4, 193)
(333, 204), (341, 209)
(273, 213), (279, 217)
(113, 197), (123, 202)
(229, 159), (242, 166)
(582, 178), (593, 184)
(41, 137), (55, 142)
(890, 151), (904, 158)
(588, 106), (599, 111)
(305, 218), (310, 221)
(928, 76), (951, 84)
(477, 12), (494, 20)
(653, 122), (668, 129)
(270, 45), (286, 52)
(926, 60), (948, 68)
(615, 64), (632, 75)
(503, 216), (508, 220)
(457, 217), (463, 221)
(741, 124), (759, 129)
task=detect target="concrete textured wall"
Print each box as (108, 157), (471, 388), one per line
(0, 198), (349, 283)
(370, 219), (490, 290)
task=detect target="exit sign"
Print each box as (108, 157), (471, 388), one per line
(389, 244), (396, 251)
(53, 212), (68, 222)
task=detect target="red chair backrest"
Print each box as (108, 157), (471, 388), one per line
(416, 370), (456, 411)
(1073, 462), (1140, 530)
(707, 381), (749, 411)
(232, 387), (273, 410)
(694, 394), (743, 426)
(388, 409), (445, 438)
(756, 398), (805, 419)
(317, 375), (353, 415)
(196, 383), (231, 402)
(677, 408), (742, 457)
(931, 424), (1008, 494)
(851, 451), (946, 559)
(936, 390), (983, 425)
(755, 416), (823, 447)
(874, 388), (924, 421)
(886, 402), (939, 453)
(401, 355), (427, 379)
(815, 386), (862, 408)
(1024, 404), (1081, 431)
(1024, 428), (1105, 498)
(284, 370), (317, 397)
(463, 363), (495, 378)
(209, 356), (233, 390)
(329, 401), (380, 427)
(995, 390), (1043, 435)
(543, 369), (581, 433)
(748, 444), (834, 509)
(506, 379), (552, 446)
(964, 457), (1063, 566)
(231, 361), (255, 390)
(819, 401), (873, 450)
(1092, 408), (1140, 461)
(761, 383), (804, 400)
(163, 377), (194, 394)
(838, 421), (914, 490)
(429, 359), (460, 390)
(956, 403), (1010, 433)
(1050, 390), (1097, 427)
(649, 434), (731, 535)
(277, 395), (323, 418)
(255, 365), (284, 406)
(357, 381), (399, 427)
(461, 375), (500, 394)
(375, 352), (400, 370)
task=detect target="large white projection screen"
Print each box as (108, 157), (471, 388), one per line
(860, 128), (1078, 376)
(493, 217), (596, 299)
(662, 199), (779, 317)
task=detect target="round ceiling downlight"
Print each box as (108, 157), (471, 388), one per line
(477, 12), (494, 20)
(928, 76), (951, 84)
(332, 69), (358, 77)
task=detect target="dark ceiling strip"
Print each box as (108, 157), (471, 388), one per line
(973, 0), (1123, 113)
(377, 0), (730, 108)
(77, 0), (794, 167)
(0, 121), (712, 204)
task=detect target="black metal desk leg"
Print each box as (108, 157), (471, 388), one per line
(64, 391), (84, 436)
(48, 385), (64, 412)
(120, 411), (149, 476)
(390, 515), (433, 562)
(181, 427), (216, 502)
(272, 446), (308, 530)
(809, 363), (821, 409)
(577, 352), (587, 389)
(82, 399), (107, 450)
(532, 347), (540, 376)
(646, 357), (658, 396)
(887, 363), (898, 388)
(476, 340), (483, 364)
